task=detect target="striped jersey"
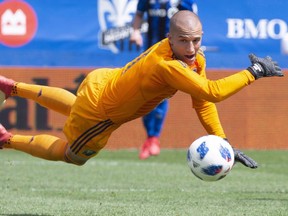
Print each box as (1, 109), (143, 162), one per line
(136, 0), (197, 47)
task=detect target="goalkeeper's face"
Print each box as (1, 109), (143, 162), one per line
(168, 11), (203, 66)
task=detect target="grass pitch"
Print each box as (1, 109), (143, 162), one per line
(0, 149), (287, 216)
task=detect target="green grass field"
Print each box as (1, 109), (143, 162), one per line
(0, 149), (287, 216)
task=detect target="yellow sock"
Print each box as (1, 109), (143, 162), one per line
(9, 134), (68, 162)
(13, 83), (76, 116)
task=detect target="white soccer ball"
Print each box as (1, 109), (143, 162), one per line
(187, 135), (235, 181)
(0, 90), (6, 108)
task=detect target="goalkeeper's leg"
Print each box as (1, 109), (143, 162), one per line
(0, 123), (98, 165)
(0, 118), (115, 165)
(0, 123), (69, 162)
(0, 75), (76, 116)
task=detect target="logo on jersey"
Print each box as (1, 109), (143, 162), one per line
(177, 59), (188, 68)
(148, 0), (180, 19)
(97, 0), (138, 53)
(0, 0), (38, 47)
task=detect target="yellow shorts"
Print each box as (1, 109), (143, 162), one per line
(63, 69), (120, 165)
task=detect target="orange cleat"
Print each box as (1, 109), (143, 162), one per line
(139, 138), (151, 160)
(0, 75), (15, 99)
(139, 136), (161, 160)
(148, 136), (160, 156)
(0, 124), (12, 149)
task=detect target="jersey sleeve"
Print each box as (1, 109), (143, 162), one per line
(192, 97), (226, 138)
(178, 0), (196, 11)
(136, 0), (148, 14)
(157, 59), (255, 103)
(192, 51), (226, 137)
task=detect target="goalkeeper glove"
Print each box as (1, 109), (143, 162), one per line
(224, 138), (258, 169)
(247, 53), (283, 79)
(233, 148), (258, 169)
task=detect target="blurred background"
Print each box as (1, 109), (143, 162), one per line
(0, 0), (287, 150)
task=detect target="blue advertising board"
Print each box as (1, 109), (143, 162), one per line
(0, 0), (287, 69)
(0, 0), (141, 67)
(197, 0), (288, 69)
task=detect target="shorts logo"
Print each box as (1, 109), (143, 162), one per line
(82, 149), (97, 157)
(0, 0), (38, 47)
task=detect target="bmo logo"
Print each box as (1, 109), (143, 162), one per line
(226, 18), (287, 39)
(0, 0), (38, 47)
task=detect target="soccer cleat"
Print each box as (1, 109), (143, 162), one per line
(139, 138), (151, 160)
(0, 75), (15, 99)
(148, 136), (160, 156)
(0, 124), (12, 149)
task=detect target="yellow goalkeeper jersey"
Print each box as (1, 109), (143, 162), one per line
(73, 38), (255, 139)
(100, 38), (254, 121)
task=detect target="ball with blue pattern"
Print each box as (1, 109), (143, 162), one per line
(187, 135), (234, 181)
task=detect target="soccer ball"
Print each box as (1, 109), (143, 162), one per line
(187, 135), (234, 181)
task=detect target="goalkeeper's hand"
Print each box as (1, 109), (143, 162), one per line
(247, 53), (284, 79)
(233, 148), (258, 169)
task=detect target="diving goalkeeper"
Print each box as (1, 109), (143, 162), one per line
(0, 11), (283, 168)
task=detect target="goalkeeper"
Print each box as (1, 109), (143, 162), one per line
(0, 11), (283, 168)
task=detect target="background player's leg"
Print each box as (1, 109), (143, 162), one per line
(143, 110), (156, 138)
(151, 99), (169, 138)
(139, 100), (169, 159)
(139, 110), (156, 159)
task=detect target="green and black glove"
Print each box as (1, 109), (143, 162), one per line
(224, 138), (258, 169)
(233, 148), (258, 169)
(247, 53), (283, 79)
